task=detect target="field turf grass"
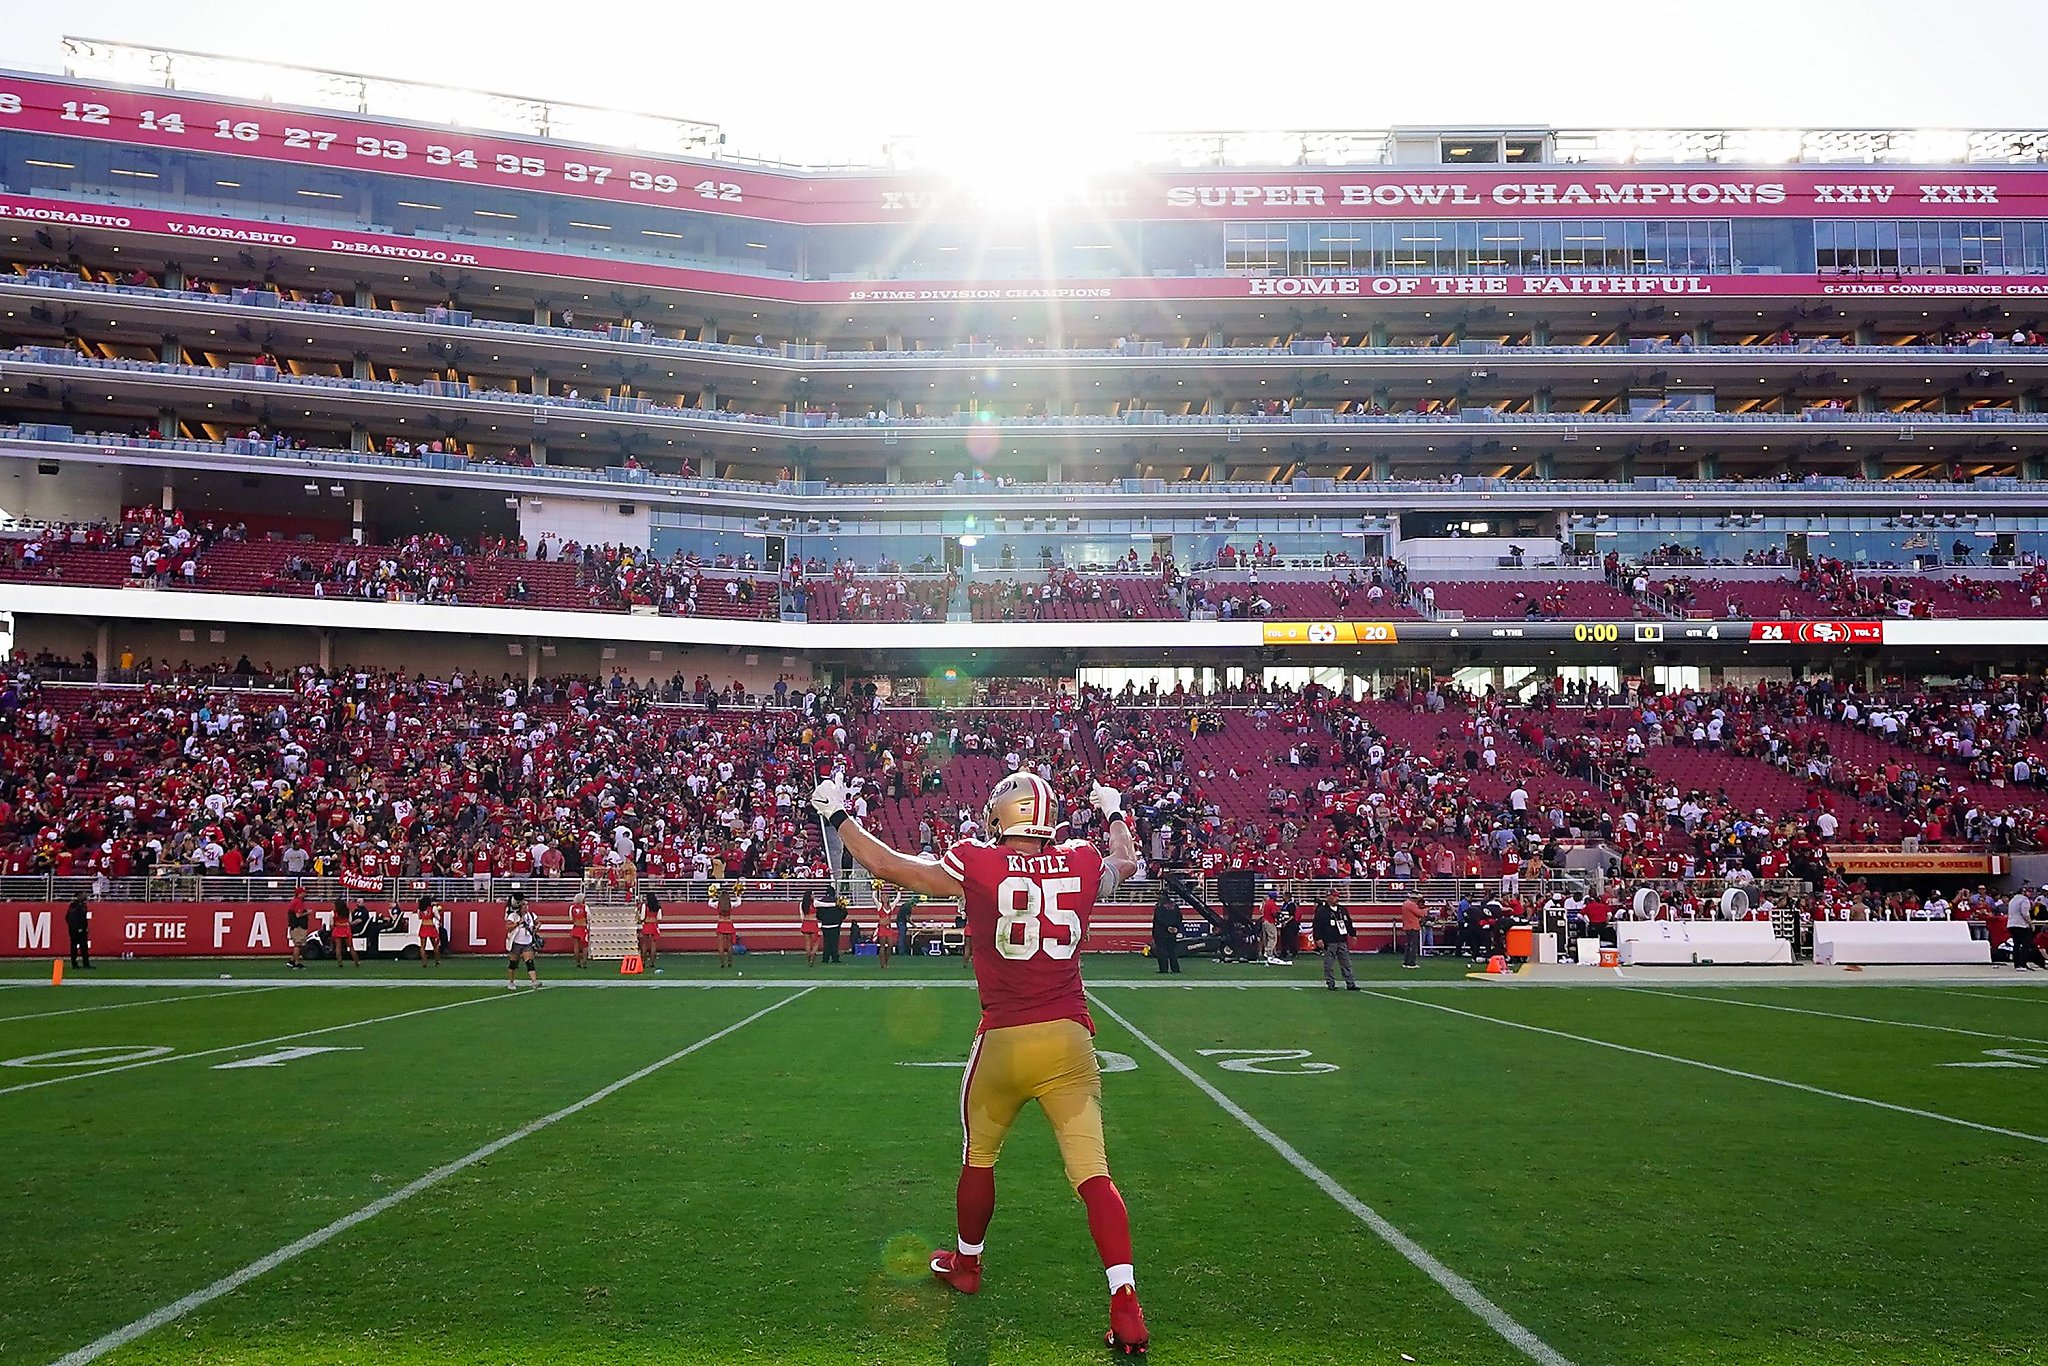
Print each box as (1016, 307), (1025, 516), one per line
(2, 951), (2045, 1364)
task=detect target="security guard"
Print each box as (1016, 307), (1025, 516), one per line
(1314, 895), (1358, 990)
(64, 893), (92, 969)
(1150, 885), (1184, 974)
(817, 889), (849, 964)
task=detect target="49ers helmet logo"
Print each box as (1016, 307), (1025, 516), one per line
(984, 771), (1060, 841)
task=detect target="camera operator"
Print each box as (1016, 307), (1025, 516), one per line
(505, 891), (541, 991)
(1270, 889), (1300, 966)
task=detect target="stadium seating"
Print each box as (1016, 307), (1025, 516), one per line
(968, 573), (1179, 622)
(0, 669), (2036, 918)
(1414, 579), (1640, 621)
(799, 575), (952, 623)
(0, 525), (779, 620)
(1192, 578), (1422, 620)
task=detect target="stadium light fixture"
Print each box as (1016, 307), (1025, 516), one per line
(1898, 130), (1972, 164)
(1725, 129), (1804, 163)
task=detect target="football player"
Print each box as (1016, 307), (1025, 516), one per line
(811, 770), (1149, 1356)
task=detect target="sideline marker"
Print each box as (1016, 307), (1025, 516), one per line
(619, 953), (644, 976)
(51, 959), (63, 986)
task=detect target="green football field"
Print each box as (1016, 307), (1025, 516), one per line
(3, 952), (2045, 1365)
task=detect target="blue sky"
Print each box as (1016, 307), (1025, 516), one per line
(6, 1), (2043, 166)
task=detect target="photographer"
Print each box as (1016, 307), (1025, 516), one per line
(505, 892), (541, 991)
(1270, 890), (1300, 966)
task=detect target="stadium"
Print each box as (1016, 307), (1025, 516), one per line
(1, 22), (2046, 1366)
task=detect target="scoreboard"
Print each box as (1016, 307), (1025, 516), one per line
(1260, 619), (1895, 648)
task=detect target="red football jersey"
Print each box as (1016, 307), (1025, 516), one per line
(941, 838), (1109, 1034)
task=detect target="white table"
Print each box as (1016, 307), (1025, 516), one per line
(1813, 921), (1990, 965)
(1615, 921), (1792, 966)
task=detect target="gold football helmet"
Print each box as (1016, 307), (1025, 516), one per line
(984, 771), (1060, 842)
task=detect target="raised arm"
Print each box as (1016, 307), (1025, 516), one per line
(1090, 783), (1141, 895)
(811, 778), (964, 901)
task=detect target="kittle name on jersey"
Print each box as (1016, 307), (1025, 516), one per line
(1007, 850), (1074, 876)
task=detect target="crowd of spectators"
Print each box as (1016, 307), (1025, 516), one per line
(0, 508), (236, 588)
(0, 667), (889, 888)
(1789, 556), (2048, 621)
(274, 532), (484, 605)
(566, 544), (770, 617)
(0, 658), (2042, 943)
(794, 562), (956, 622)
(967, 562), (1179, 622)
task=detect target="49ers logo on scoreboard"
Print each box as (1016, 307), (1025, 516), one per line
(1748, 620), (1885, 645)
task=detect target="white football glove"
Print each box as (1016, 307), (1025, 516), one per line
(809, 778), (847, 820)
(1089, 783), (1123, 817)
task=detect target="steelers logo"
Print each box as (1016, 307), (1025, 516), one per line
(1307, 622), (1337, 644)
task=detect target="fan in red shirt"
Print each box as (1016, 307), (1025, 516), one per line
(812, 769), (1149, 1357)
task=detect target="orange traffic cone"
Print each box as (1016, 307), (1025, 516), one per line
(1486, 955), (1507, 975)
(619, 953), (644, 976)
(51, 959), (63, 986)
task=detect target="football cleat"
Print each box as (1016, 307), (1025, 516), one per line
(1104, 1286), (1149, 1356)
(930, 1248), (982, 1294)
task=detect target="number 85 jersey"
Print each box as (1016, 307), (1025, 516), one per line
(940, 838), (1118, 1035)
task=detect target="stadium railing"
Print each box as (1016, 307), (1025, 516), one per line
(9, 274), (2047, 368)
(10, 347), (2048, 460)
(0, 416), (2036, 511)
(1, 872), (1817, 911)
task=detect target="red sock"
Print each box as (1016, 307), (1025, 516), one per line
(955, 1163), (995, 1251)
(1077, 1175), (1134, 1272)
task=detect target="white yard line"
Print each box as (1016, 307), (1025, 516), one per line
(1087, 991), (1576, 1366)
(1617, 986), (2048, 1046)
(46, 987), (813, 1366)
(1364, 991), (2048, 1146)
(0, 991), (517, 1097)
(0, 986), (283, 1024)
(1922, 986), (2048, 1007)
